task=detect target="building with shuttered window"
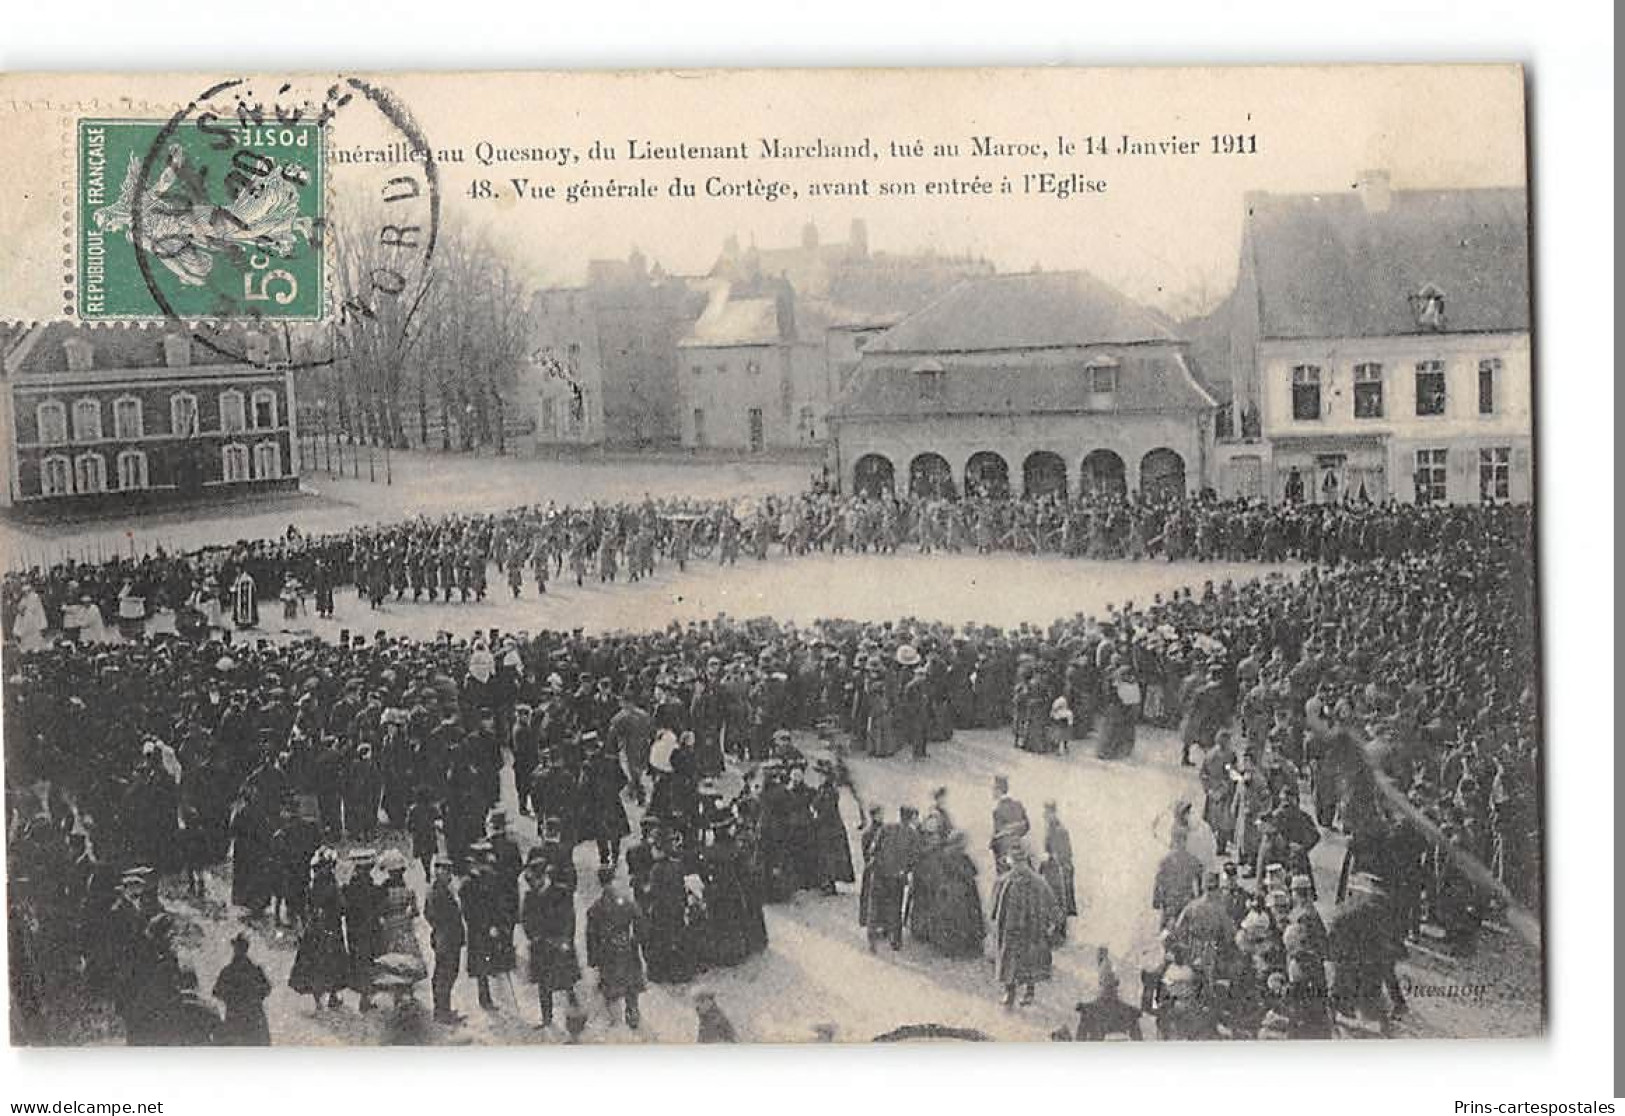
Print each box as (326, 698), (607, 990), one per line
(1222, 175), (1531, 505)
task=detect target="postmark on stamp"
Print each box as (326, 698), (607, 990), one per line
(78, 115), (325, 320)
(74, 75), (440, 370)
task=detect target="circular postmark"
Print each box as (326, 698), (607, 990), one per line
(126, 75), (439, 370)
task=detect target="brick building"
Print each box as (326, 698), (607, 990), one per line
(829, 271), (1218, 499)
(1, 322), (299, 512)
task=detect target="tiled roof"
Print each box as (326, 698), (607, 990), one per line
(1246, 187), (1530, 339)
(834, 345), (1215, 420)
(863, 270), (1177, 354)
(678, 285), (785, 348)
(7, 321), (282, 375)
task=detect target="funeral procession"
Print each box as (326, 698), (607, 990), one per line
(1, 165), (1542, 1046)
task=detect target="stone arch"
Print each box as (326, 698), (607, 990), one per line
(964, 451), (1010, 499)
(1139, 447), (1187, 502)
(1022, 451), (1068, 499)
(908, 452), (955, 498)
(1079, 449), (1127, 499)
(852, 453), (895, 497)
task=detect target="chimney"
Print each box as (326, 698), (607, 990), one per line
(1357, 169), (1392, 214)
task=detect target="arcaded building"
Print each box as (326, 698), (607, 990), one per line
(827, 271), (1218, 500)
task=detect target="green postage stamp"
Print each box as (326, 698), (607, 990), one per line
(77, 117), (325, 320)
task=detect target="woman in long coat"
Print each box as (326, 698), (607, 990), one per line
(641, 844), (695, 985)
(1039, 804), (1079, 921)
(520, 858), (581, 1026)
(288, 850), (349, 1008)
(991, 846), (1061, 1006)
(228, 791), (274, 915)
(809, 775), (855, 895)
(1098, 664), (1140, 761)
(696, 827), (767, 968)
(213, 933), (272, 1044)
(925, 831), (985, 959)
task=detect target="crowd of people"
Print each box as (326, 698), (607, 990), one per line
(3, 490), (1539, 1043)
(3, 487), (1489, 648)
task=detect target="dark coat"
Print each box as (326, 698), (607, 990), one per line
(425, 875), (465, 956)
(521, 880), (581, 992)
(585, 889), (646, 999)
(212, 955), (271, 1045)
(991, 863), (1060, 985)
(578, 754), (631, 842)
(289, 872), (349, 996)
(811, 783), (855, 885)
(461, 870), (516, 977)
(341, 875), (386, 992)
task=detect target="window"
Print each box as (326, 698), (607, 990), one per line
(715, 363), (727, 377)
(745, 360), (761, 377)
(691, 364), (703, 377)
(253, 441), (282, 479)
(219, 390), (247, 434)
(914, 360), (946, 402)
(1291, 364), (1322, 421)
(73, 452), (107, 494)
(40, 455), (71, 496)
(36, 401), (67, 446)
(1415, 360), (1447, 416)
(1414, 448), (1448, 505)
(1478, 358), (1501, 416)
(221, 443), (250, 483)
(251, 388), (279, 430)
(1089, 363), (1118, 395)
(798, 406), (816, 442)
(113, 396), (144, 439)
(1479, 447), (1510, 502)
(63, 338), (94, 372)
(72, 398), (102, 441)
(116, 449), (149, 490)
(170, 393), (199, 437)
(692, 408), (707, 447)
(1353, 363), (1384, 418)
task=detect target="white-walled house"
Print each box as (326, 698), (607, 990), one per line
(1238, 178), (1531, 505)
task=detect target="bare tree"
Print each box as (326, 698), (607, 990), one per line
(323, 195), (531, 452)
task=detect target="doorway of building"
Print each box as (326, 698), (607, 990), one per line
(747, 408), (764, 452)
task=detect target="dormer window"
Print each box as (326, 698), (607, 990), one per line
(63, 338), (94, 372)
(163, 334), (192, 368)
(1409, 283), (1446, 331)
(912, 359), (945, 402)
(1085, 356), (1119, 406)
(244, 331), (271, 365)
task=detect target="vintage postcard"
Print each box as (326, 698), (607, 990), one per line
(0, 67), (1539, 1046)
